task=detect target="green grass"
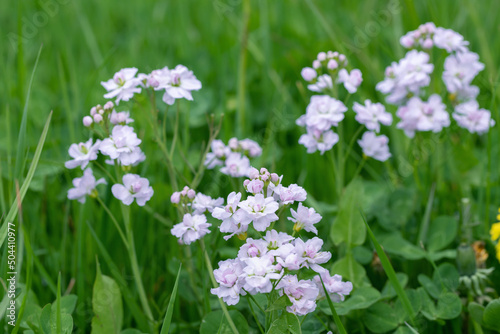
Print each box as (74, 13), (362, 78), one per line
(1, 0), (500, 333)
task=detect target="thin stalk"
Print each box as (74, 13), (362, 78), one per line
(95, 196), (128, 247)
(351, 157), (366, 181)
(337, 121), (344, 197)
(121, 204), (155, 327)
(93, 161), (117, 184)
(319, 275), (347, 334)
(199, 239), (239, 334)
(246, 295), (265, 334)
(416, 183), (436, 245)
(170, 103), (180, 159)
(343, 125), (364, 162)
(237, 0), (251, 136)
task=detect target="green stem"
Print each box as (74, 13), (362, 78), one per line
(170, 103), (180, 159)
(246, 295), (265, 334)
(237, 0), (251, 136)
(343, 125), (364, 161)
(351, 157), (366, 181)
(320, 275), (347, 334)
(199, 239), (239, 334)
(95, 196), (128, 247)
(121, 204), (155, 328)
(336, 121), (344, 197)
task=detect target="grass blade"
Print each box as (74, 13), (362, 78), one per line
(360, 211), (416, 324)
(14, 44), (43, 185)
(0, 111), (52, 248)
(159, 263), (182, 334)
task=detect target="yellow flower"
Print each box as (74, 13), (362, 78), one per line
(491, 222), (500, 241)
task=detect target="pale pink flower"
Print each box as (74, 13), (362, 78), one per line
(101, 68), (142, 104)
(277, 275), (319, 316)
(111, 174), (154, 206)
(171, 213), (211, 244)
(358, 131), (392, 162)
(211, 259), (246, 305)
(288, 203), (322, 234)
(353, 99), (393, 133)
(192, 193), (224, 214)
(156, 65), (202, 105)
(338, 69), (362, 93)
(65, 138), (101, 170)
(298, 128), (339, 155)
(314, 272), (353, 302)
(453, 100), (495, 134)
(238, 194), (279, 231)
(67, 168), (106, 203)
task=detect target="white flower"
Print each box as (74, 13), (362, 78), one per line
(171, 213), (211, 245)
(298, 95), (347, 131)
(273, 184), (307, 205)
(192, 193), (224, 215)
(211, 259), (246, 305)
(220, 153), (251, 177)
(307, 74), (333, 92)
(314, 272), (353, 302)
(288, 203), (322, 234)
(238, 139), (262, 157)
(338, 69), (362, 93)
(301, 67), (317, 81)
(241, 255), (281, 294)
(277, 275), (319, 316)
(353, 99), (393, 133)
(238, 194), (279, 231)
(396, 94), (450, 137)
(109, 110), (134, 125)
(213, 192), (251, 240)
(156, 65), (202, 105)
(101, 68), (142, 104)
(65, 139), (101, 170)
(433, 27), (469, 53)
(67, 168), (106, 203)
(238, 238), (269, 259)
(294, 237), (331, 273)
(442, 51), (484, 97)
(453, 100), (495, 134)
(358, 131), (392, 162)
(298, 128), (339, 155)
(99, 125), (145, 166)
(111, 174), (154, 206)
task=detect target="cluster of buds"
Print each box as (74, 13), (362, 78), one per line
(205, 138), (262, 177)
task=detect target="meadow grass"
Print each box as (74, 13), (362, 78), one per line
(1, 0), (500, 333)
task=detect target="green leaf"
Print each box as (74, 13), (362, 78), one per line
(352, 246), (373, 265)
(418, 275), (440, 299)
(267, 313), (301, 334)
(382, 234), (426, 260)
(374, 188), (418, 231)
(426, 216), (458, 252)
(433, 263), (459, 292)
(435, 292), (461, 320)
(362, 302), (400, 333)
(331, 253), (367, 287)
(327, 287), (380, 316)
(91, 261), (123, 334)
(39, 304), (52, 334)
(160, 263), (182, 334)
(331, 179), (366, 247)
(482, 299), (500, 331)
(0, 111), (52, 249)
(266, 295), (292, 312)
(467, 302), (484, 325)
(59, 295), (78, 315)
(121, 330), (143, 334)
(200, 310), (248, 334)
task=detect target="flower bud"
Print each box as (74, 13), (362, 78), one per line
(317, 52), (327, 61)
(312, 60), (321, 69)
(301, 67), (317, 81)
(104, 101), (114, 110)
(270, 173), (279, 183)
(90, 107), (97, 116)
(187, 189), (196, 199)
(83, 116), (93, 127)
(456, 243), (476, 276)
(171, 192), (181, 204)
(327, 59), (338, 70)
(93, 114), (103, 123)
(248, 167), (259, 179)
(422, 38), (433, 49)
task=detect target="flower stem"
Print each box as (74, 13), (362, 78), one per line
(121, 204), (155, 328)
(199, 239), (239, 334)
(95, 196), (128, 247)
(170, 103), (181, 159)
(246, 295), (265, 334)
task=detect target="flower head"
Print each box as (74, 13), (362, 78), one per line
(65, 139), (101, 170)
(99, 125), (145, 166)
(101, 68), (142, 104)
(353, 100), (393, 133)
(338, 69), (362, 93)
(210, 259), (246, 305)
(358, 131), (391, 162)
(156, 65), (202, 105)
(67, 168), (106, 203)
(111, 174), (154, 206)
(288, 203), (322, 234)
(238, 194), (279, 231)
(453, 100), (495, 134)
(171, 213), (211, 245)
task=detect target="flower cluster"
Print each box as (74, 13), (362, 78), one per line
(101, 65), (202, 106)
(378, 22), (494, 137)
(205, 138), (262, 177)
(205, 167), (352, 315)
(297, 52), (363, 155)
(66, 100), (154, 206)
(490, 208), (500, 263)
(170, 186), (223, 244)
